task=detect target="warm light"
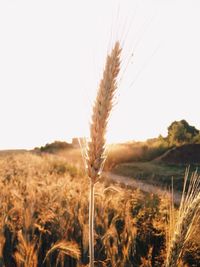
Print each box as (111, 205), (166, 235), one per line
(0, 1), (200, 149)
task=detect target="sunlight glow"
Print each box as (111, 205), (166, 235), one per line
(0, 0), (200, 149)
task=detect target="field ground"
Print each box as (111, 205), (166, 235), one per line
(104, 172), (182, 205)
(112, 161), (199, 191)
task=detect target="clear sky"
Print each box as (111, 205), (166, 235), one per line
(0, 0), (200, 149)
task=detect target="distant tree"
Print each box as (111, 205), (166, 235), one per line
(167, 120), (199, 146)
(40, 141), (73, 153)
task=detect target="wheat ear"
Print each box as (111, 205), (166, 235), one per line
(165, 170), (200, 267)
(86, 41), (121, 267)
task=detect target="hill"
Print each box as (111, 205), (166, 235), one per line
(155, 144), (200, 164)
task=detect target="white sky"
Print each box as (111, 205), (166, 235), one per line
(0, 0), (200, 149)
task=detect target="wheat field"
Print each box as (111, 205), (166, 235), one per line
(0, 151), (199, 266)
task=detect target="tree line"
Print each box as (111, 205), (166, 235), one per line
(159, 120), (200, 147)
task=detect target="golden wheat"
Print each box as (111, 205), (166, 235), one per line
(1, 151), (199, 266)
(43, 240), (80, 264)
(86, 41), (122, 184)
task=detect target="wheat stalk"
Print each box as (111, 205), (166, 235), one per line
(85, 41), (121, 267)
(165, 170), (200, 267)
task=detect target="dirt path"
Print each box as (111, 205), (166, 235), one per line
(104, 172), (182, 205)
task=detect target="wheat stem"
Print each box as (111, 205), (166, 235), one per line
(86, 41), (121, 267)
(89, 181), (95, 267)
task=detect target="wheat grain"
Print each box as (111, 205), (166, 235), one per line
(43, 240), (80, 264)
(86, 41), (121, 184)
